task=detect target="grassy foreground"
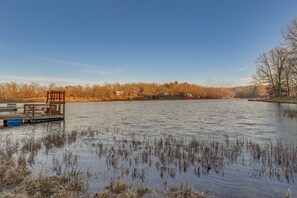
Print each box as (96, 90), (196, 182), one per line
(0, 128), (296, 197)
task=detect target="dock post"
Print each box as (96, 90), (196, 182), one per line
(63, 103), (65, 119)
(63, 91), (65, 119)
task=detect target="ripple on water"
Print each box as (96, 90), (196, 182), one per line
(1, 100), (297, 197)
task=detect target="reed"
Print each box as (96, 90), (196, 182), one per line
(0, 128), (296, 197)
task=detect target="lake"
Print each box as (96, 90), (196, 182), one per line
(1, 99), (297, 197)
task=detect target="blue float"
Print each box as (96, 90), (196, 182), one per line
(7, 119), (23, 127)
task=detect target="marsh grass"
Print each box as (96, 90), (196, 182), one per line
(94, 178), (204, 198)
(161, 182), (206, 198)
(90, 134), (297, 183)
(0, 150), (30, 190)
(0, 128), (296, 197)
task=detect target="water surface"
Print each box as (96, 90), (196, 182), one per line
(1, 99), (297, 197)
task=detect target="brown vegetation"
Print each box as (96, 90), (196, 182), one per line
(0, 81), (241, 102)
(0, 128), (296, 197)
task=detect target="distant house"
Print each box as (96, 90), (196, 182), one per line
(161, 92), (169, 96)
(115, 91), (124, 96)
(184, 93), (193, 99)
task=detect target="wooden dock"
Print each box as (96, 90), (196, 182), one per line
(0, 114), (64, 124)
(0, 90), (65, 127)
(30, 115), (64, 123)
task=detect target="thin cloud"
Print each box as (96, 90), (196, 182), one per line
(236, 67), (248, 72)
(83, 68), (109, 75)
(32, 56), (125, 75)
(43, 58), (109, 75)
(46, 59), (102, 69)
(0, 75), (99, 85)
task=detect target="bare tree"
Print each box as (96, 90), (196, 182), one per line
(283, 18), (297, 95)
(253, 46), (288, 97)
(284, 60), (292, 96)
(283, 19), (297, 55)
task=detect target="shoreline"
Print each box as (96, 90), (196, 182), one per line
(0, 97), (235, 104)
(2, 97), (297, 105)
(248, 97), (297, 104)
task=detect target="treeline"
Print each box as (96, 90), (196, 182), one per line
(230, 85), (267, 98)
(0, 81), (239, 101)
(253, 19), (297, 97)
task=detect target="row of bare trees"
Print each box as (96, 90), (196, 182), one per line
(0, 82), (47, 100)
(0, 81), (236, 101)
(253, 19), (297, 97)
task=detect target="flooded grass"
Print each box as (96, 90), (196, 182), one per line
(0, 128), (296, 197)
(94, 177), (152, 198)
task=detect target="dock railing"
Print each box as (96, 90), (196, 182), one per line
(24, 104), (46, 117)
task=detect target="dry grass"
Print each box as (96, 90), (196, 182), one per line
(12, 173), (85, 198)
(162, 182), (206, 198)
(0, 171), (86, 198)
(90, 134), (297, 183)
(0, 151), (30, 189)
(93, 178), (205, 198)
(94, 178), (206, 198)
(0, 128), (296, 197)
(0, 135), (86, 198)
(94, 178), (137, 198)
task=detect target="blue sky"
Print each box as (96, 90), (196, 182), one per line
(0, 0), (297, 87)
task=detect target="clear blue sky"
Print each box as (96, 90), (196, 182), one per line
(0, 0), (297, 87)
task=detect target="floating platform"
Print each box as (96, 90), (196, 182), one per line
(30, 115), (64, 124)
(0, 114), (64, 127)
(0, 90), (66, 127)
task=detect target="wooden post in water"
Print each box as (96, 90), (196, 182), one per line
(32, 106), (35, 117)
(63, 91), (65, 119)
